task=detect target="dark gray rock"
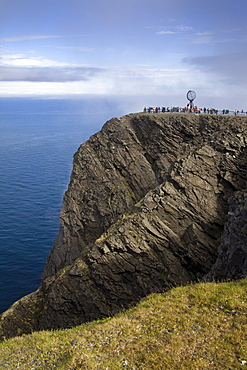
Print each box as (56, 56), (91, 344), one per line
(207, 190), (247, 280)
(1, 113), (247, 340)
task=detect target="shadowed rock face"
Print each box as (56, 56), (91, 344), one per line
(207, 190), (247, 281)
(1, 113), (247, 339)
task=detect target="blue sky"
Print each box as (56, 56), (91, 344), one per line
(1, 0), (247, 110)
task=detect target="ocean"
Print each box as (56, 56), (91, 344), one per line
(0, 98), (125, 314)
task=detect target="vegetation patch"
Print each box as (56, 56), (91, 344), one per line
(0, 278), (246, 369)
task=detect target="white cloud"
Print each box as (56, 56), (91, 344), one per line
(0, 54), (67, 68)
(155, 24), (193, 36)
(1, 52), (246, 110)
(0, 54), (104, 82)
(0, 62), (212, 100)
(1, 62), (247, 111)
(195, 31), (212, 36)
(0, 35), (63, 42)
(56, 46), (95, 52)
(156, 31), (177, 35)
(175, 25), (193, 32)
(0, 66), (103, 82)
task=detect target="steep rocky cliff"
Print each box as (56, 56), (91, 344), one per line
(1, 113), (247, 339)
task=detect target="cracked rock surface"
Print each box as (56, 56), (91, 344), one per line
(1, 113), (247, 339)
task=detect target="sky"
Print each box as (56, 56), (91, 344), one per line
(1, 0), (247, 110)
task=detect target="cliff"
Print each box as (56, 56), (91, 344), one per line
(1, 113), (247, 339)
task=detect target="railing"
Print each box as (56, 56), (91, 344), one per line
(143, 107), (247, 115)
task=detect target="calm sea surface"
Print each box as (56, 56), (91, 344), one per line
(0, 98), (125, 313)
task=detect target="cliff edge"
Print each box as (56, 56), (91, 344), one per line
(1, 113), (247, 339)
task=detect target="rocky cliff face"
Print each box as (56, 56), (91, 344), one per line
(207, 190), (247, 280)
(1, 113), (247, 340)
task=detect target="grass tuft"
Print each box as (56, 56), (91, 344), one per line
(0, 278), (246, 369)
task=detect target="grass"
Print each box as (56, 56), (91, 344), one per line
(0, 278), (246, 369)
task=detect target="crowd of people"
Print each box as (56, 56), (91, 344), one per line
(143, 106), (247, 115)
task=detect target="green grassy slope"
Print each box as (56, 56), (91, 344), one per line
(0, 279), (246, 369)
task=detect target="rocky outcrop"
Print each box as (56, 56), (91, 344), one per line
(43, 113), (204, 279)
(1, 113), (247, 340)
(207, 190), (247, 281)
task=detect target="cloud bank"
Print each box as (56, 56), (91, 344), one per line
(1, 51), (247, 110)
(184, 50), (247, 85)
(0, 66), (103, 82)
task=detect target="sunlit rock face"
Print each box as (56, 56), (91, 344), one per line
(1, 112), (247, 339)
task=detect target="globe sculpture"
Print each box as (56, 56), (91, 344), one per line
(186, 90), (196, 112)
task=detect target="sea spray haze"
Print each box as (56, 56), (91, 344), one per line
(0, 97), (125, 313)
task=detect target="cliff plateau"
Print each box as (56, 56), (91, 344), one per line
(1, 113), (247, 340)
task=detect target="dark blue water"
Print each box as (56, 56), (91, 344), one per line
(0, 98), (125, 313)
